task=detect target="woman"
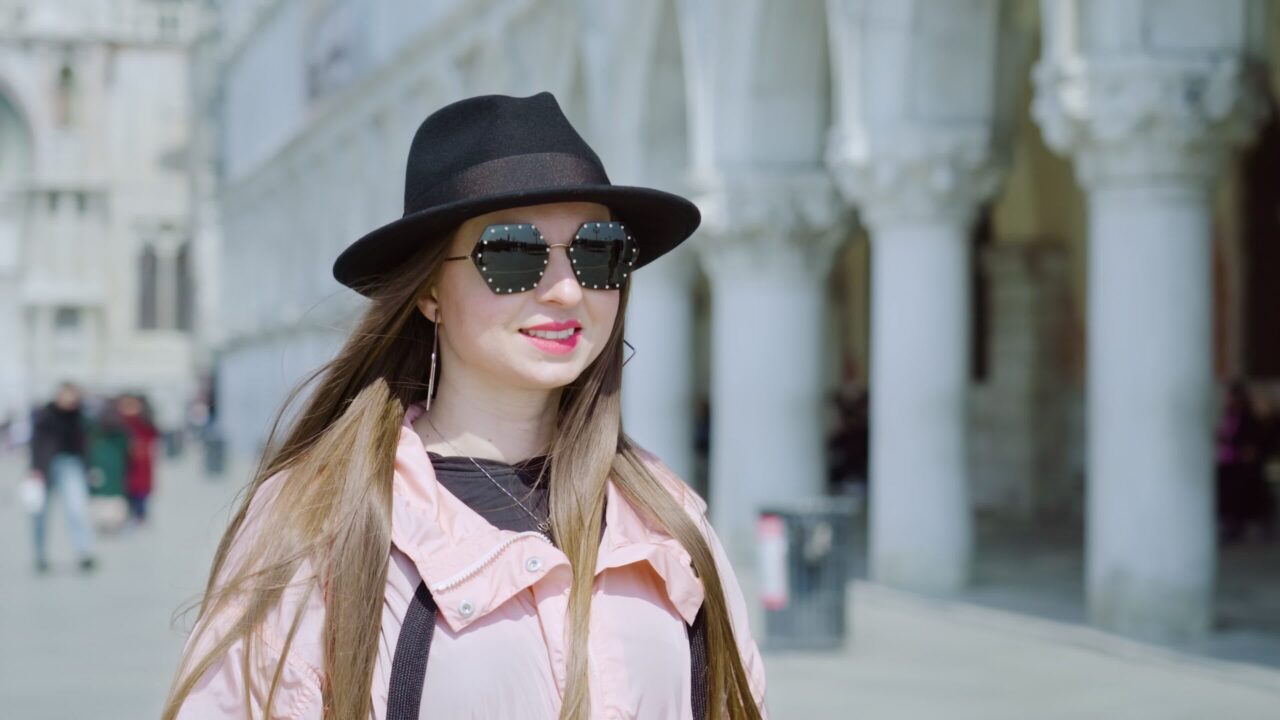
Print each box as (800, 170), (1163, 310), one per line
(119, 393), (160, 525)
(164, 92), (767, 719)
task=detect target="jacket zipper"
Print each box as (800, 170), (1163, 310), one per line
(430, 530), (552, 594)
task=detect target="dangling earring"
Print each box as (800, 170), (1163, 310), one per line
(426, 309), (439, 412)
(622, 339), (636, 367)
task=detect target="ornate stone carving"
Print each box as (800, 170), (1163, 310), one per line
(1035, 57), (1267, 187)
(823, 0), (1016, 230)
(826, 127), (1006, 229)
(1032, 9), (1268, 187)
(690, 171), (848, 282)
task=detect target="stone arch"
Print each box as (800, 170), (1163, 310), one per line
(674, 0), (831, 178)
(639, 0), (689, 190)
(561, 41), (587, 131)
(739, 0), (830, 168)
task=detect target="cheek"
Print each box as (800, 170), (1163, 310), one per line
(458, 306), (512, 351)
(440, 281), (515, 355)
(586, 293), (621, 343)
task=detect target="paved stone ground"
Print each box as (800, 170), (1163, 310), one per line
(2, 449), (1279, 718)
(829, 511), (1280, 669)
(960, 515), (1280, 668)
(767, 583), (1280, 719)
(0, 450), (243, 719)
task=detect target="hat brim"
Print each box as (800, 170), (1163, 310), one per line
(332, 184), (701, 295)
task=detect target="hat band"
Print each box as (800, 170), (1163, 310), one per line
(405, 152), (610, 215)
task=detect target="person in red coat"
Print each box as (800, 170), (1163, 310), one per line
(118, 394), (159, 525)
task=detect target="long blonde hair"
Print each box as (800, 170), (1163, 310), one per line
(162, 225), (762, 719)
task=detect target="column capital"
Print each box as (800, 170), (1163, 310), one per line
(1034, 57), (1267, 189)
(823, 0), (1017, 230)
(827, 132), (1006, 229)
(691, 171), (849, 282)
(1032, 1), (1269, 189)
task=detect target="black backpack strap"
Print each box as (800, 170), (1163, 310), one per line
(687, 607), (708, 719)
(385, 579), (709, 719)
(386, 581), (437, 720)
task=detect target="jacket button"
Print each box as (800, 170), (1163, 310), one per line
(458, 600), (475, 618)
(525, 556), (543, 572)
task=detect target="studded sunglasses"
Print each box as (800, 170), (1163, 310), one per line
(442, 220), (639, 295)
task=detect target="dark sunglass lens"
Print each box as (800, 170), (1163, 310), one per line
(569, 221), (634, 290)
(473, 224), (547, 294)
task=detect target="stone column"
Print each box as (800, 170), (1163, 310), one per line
(695, 174), (846, 561)
(581, 0), (700, 481)
(826, 0), (1017, 594)
(622, 248), (699, 481)
(1033, 0), (1268, 642)
(845, 169), (991, 593)
(676, 0), (839, 560)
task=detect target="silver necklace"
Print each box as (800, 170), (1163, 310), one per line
(423, 414), (552, 534)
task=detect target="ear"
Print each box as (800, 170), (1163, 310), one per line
(416, 287), (441, 324)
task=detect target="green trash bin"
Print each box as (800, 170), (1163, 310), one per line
(757, 497), (857, 650)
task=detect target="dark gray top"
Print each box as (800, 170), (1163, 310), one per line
(427, 451), (612, 544)
(427, 451), (553, 536)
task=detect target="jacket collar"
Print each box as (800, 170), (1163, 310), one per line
(391, 401), (705, 631)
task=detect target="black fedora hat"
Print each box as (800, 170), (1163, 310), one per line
(332, 91), (701, 295)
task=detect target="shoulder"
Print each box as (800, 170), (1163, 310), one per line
(178, 467), (328, 716)
(219, 468), (307, 584)
(228, 470), (288, 544)
(631, 445), (709, 518)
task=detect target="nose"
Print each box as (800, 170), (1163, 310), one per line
(535, 243), (584, 304)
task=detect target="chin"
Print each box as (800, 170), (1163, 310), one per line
(519, 367), (586, 389)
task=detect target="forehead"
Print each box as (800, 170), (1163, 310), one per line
(457, 202), (611, 235)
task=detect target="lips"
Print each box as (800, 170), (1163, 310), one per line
(519, 327), (579, 340)
(519, 327), (581, 355)
(521, 320), (582, 333)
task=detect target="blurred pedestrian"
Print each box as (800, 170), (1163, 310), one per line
(28, 381), (97, 573)
(1216, 381), (1273, 542)
(826, 357), (869, 504)
(827, 385), (868, 495)
(119, 393), (160, 526)
(1250, 386), (1280, 540)
(87, 397), (131, 532)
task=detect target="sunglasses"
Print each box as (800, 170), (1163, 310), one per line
(443, 220), (639, 295)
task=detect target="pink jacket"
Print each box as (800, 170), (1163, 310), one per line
(176, 401), (768, 718)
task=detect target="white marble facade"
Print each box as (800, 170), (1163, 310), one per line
(208, 0), (1276, 643)
(0, 0), (206, 429)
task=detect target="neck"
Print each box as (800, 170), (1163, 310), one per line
(417, 375), (560, 464)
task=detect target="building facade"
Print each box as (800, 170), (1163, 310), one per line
(208, 0), (1280, 644)
(0, 0), (208, 429)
